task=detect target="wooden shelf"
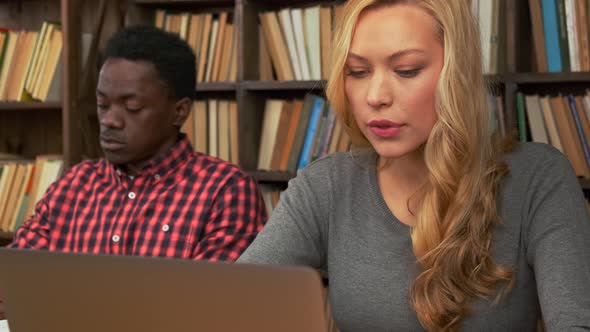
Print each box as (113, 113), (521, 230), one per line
(195, 82), (237, 92)
(242, 80), (326, 91)
(225, 73), (584, 86)
(0, 231), (12, 239)
(248, 172), (590, 197)
(247, 170), (295, 183)
(250, 0), (336, 3)
(0, 101), (62, 111)
(134, 0), (234, 6)
(0, 231), (13, 247)
(484, 73), (506, 82)
(510, 72), (590, 83)
(248, 0), (346, 9)
(242, 78), (505, 92)
(579, 178), (590, 196)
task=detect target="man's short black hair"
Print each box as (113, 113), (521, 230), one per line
(104, 25), (196, 100)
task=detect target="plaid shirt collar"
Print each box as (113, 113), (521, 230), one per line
(106, 133), (194, 181)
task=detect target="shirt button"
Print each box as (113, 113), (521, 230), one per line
(162, 224), (170, 232)
(112, 235), (120, 243)
(128, 192), (136, 199)
(154, 174), (160, 180)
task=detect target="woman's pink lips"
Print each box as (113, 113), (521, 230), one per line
(368, 120), (404, 138)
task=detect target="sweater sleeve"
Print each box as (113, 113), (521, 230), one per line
(237, 159), (332, 271)
(524, 146), (590, 331)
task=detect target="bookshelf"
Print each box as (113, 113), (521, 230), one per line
(247, 170), (296, 183)
(134, 0), (235, 5)
(0, 0), (85, 165)
(510, 72), (590, 83)
(124, 0), (517, 176)
(250, 170), (590, 195)
(579, 178), (590, 196)
(2, 0), (590, 245)
(196, 82), (237, 91)
(0, 101), (62, 111)
(242, 80), (326, 91)
(0, 0), (86, 245)
(124, 0), (590, 195)
(0, 231), (11, 247)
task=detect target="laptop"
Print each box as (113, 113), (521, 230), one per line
(0, 248), (328, 332)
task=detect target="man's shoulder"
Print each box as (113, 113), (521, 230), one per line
(35, 159), (107, 199)
(188, 152), (255, 183)
(46, 159), (110, 189)
(64, 159), (106, 178)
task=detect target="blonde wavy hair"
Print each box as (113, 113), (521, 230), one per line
(326, 0), (514, 330)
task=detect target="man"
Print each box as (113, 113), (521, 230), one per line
(0, 26), (267, 319)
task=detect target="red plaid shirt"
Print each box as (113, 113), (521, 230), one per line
(9, 134), (267, 261)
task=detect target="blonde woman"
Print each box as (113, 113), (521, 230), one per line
(238, 0), (590, 330)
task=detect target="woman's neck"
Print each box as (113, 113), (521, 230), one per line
(377, 148), (429, 193)
(376, 148), (429, 226)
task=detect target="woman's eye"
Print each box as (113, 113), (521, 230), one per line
(345, 69), (369, 78)
(396, 68), (421, 78)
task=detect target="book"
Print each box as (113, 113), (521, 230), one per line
(555, 0), (570, 71)
(278, 9), (303, 80)
(541, 0), (563, 71)
(290, 8), (311, 80)
(286, 94), (316, 172)
(217, 100), (230, 162)
(539, 96), (564, 152)
(208, 99), (218, 157)
(269, 100), (293, 170)
(229, 101), (239, 165)
(258, 99), (284, 170)
(279, 99), (303, 171)
(516, 92), (528, 142)
(568, 94), (590, 170)
(297, 96), (324, 169)
(524, 94), (549, 144)
(304, 6), (321, 80)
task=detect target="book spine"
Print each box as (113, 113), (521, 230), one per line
(297, 97), (324, 169)
(541, 0), (563, 71)
(568, 94), (590, 169)
(516, 93), (528, 142)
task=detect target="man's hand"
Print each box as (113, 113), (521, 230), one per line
(0, 287), (5, 320)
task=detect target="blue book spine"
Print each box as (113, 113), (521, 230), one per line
(297, 97), (324, 170)
(567, 95), (590, 170)
(541, 0), (562, 72)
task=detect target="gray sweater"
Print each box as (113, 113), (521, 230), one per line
(238, 143), (590, 331)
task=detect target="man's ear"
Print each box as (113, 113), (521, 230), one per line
(173, 97), (192, 127)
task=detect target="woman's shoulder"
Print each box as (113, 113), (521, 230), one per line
(503, 142), (572, 177)
(500, 142), (583, 212)
(298, 150), (372, 180)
